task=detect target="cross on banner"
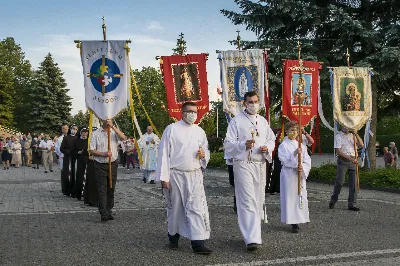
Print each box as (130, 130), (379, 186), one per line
(87, 55), (123, 96)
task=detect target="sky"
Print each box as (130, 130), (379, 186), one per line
(0, 0), (257, 115)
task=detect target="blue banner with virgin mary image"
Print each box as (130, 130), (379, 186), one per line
(218, 49), (267, 116)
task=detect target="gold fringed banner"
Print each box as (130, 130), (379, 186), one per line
(130, 68), (161, 138)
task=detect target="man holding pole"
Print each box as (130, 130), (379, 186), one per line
(89, 119), (126, 222)
(224, 91), (276, 251)
(329, 126), (364, 211)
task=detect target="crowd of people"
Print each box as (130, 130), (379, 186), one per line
(0, 122), (161, 213)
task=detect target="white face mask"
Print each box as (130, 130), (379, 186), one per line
(183, 112), (197, 125)
(71, 129), (77, 135)
(246, 103), (260, 115)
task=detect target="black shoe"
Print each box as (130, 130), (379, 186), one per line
(169, 242), (178, 250)
(329, 202), (335, 209)
(247, 243), (258, 251)
(76, 197), (82, 201)
(150, 180), (155, 184)
(348, 207), (360, 211)
(108, 214), (114, 220)
(45, 171), (48, 173)
(101, 216), (108, 222)
(50, 170), (53, 172)
(71, 194), (76, 198)
(193, 245), (213, 255)
(233, 206), (237, 214)
(291, 224), (299, 233)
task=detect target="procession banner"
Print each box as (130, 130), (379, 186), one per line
(331, 67), (372, 130)
(160, 54), (209, 123)
(80, 41), (129, 120)
(218, 49), (266, 116)
(282, 59), (321, 126)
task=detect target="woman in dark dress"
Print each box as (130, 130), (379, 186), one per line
(83, 128), (98, 207)
(1, 138), (10, 170)
(30, 136), (41, 169)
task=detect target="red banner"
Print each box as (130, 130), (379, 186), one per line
(282, 59), (321, 126)
(160, 54), (209, 123)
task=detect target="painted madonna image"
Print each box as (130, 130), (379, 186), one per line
(343, 83), (362, 111)
(172, 63), (201, 103)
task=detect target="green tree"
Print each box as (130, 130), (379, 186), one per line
(0, 66), (14, 125)
(71, 110), (90, 127)
(221, 0), (400, 170)
(26, 53), (72, 135)
(0, 37), (33, 131)
(115, 66), (173, 137)
(172, 33), (187, 56)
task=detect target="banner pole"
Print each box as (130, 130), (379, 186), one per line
(102, 16), (112, 189)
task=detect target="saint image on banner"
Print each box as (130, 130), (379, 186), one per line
(172, 63), (201, 103)
(291, 73), (312, 106)
(231, 66), (256, 101)
(342, 82), (363, 111)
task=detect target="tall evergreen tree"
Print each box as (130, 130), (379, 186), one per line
(221, 0), (400, 170)
(0, 37), (33, 131)
(27, 53), (72, 135)
(172, 33), (187, 55)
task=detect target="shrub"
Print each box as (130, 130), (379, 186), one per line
(309, 164), (400, 189)
(208, 152), (227, 168)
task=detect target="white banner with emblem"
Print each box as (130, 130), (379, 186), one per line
(80, 40), (129, 120)
(218, 49), (266, 116)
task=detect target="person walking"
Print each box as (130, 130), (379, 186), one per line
(89, 120), (126, 222)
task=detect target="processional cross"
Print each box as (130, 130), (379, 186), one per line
(292, 41), (310, 208)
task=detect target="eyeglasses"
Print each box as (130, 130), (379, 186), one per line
(182, 110), (197, 114)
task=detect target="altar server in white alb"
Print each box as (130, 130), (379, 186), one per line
(224, 91), (276, 251)
(278, 121), (311, 233)
(156, 102), (212, 255)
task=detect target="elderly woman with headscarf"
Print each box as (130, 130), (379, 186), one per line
(11, 138), (22, 168)
(389, 142), (398, 169)
(31, 135), (41, 169)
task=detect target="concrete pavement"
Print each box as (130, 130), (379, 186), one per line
(0, 166), (399, 266)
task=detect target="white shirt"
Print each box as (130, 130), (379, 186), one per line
(224, 111), (276, 163)
(55, 135), (65, 157)
(334, 131), (356, 156)
(89, 127), (121, 163)
(156, 120), (210, 182)
(39, 140), (55, 152)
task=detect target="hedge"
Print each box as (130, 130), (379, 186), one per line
(208, 152), (227, 168)
(309, 164), (400, 189)
(208, 152), (400, 189)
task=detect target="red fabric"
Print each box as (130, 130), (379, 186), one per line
(264, 52), (270, 123)
(160, 54), (209, 123)
(282, 60), (321, 127)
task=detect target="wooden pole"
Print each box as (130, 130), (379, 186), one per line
(354, 134), (360, 191)
(108, 127), (112, 189)
(102, 16), (112, 189)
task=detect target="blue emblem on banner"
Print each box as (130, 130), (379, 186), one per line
(89, 57), (122, 94)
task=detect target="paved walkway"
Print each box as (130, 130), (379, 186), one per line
(0, 166), (399, 265)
